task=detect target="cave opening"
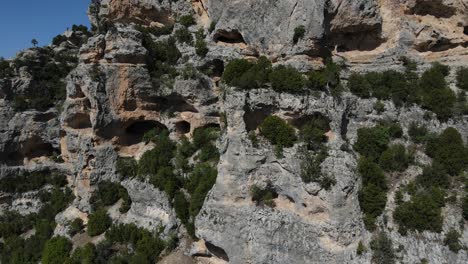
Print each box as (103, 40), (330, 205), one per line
(408, 0), (456, 18)
(205, 241), (230, 262)
(175, 121), (191, 135)
(66, 113), (92, 129)
(214, 29), (246, 44)
(200, 59), (225, 78)
(243, 105), (276, 132)
(120, 120), (168, 146)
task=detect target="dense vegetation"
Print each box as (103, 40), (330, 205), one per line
(354, 122), (404, 229)
(8, 47), (78, 111)
(348, 61), (464, 120)
(298, 115), (335, 189)
(0, 170), (67, 193)
(393, 127), (467, 234)
(222, 57), (342, 95)
(87, 209), (112, 237)
(90, 181), (132, 213)
(259, 115), (297, 156)
(0, 185), (73, 263)
(116, 126), (220, 238)
(370, 232), (395, 264)
(293, 26), (305, 44)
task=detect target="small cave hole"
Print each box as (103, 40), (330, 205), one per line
(66, 113), (92, 129)
(205, 241), (230, 262)
(243, 105), (276, 132)
(200, 59), (225, 78)
(20, 136), (56, 160)
(290, 112), (331, 131)
(214, 29), (246, 44)
(33, 112), (56, 122)
(464, 26), (468, 36)
(121, 120), (168, 146)
(175, 121), (191, 135)
(408, 0), (457, 18)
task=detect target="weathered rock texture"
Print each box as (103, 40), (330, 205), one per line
(0, 0), (468, 263)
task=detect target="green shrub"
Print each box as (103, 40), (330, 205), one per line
(426, 127), (467, 175)
(222, 57), (272, 89)
(41, 236), (72, 264)
(105, 223), (166, 262)
(87, 209), (111, 236)
(307, 70), (327, 91)
(251, 184), (277, 208)
(149, 166), (181, 200)
(175, 27), (193, 45)
(462, 195), (468, 221)
(300, 149), (335, 189)
(138, 131), (176, 176)
(222, 58), (254, 86)
(416, 162), (449, 189)
(179, 15), (195, 27)
(259, 116), (297, 153)
(195, 29), (208, 57)
(393, 188), (444, 234)
(0, 170), (67, 193)
(444, 229), (462, 253)
(11, 47), (76, 111)
(116, 157), (137, 178)
(90, 181), (132, 213)
(299, 116), (330, 150)
(293, 26), (305, 44)
(141, 35), (181, 81)
(379, 144), (410, 172)
(419, 63), (455, 120)
(456, 67), (468, 91)
(192, 126), (220, 151)
(408, 122), (429, 144)
(135, 24), (173, 37)
(358, 158), (387, 190)
(357, 241), (366, 255)
(348, 73), (372, 98)
(69, 243), (96, 264)
(370, 233), (395, 264)
(269, 65), (305, 93)
(374, 101), (385, 114)
(0, 57), (12, 78)
(187, 163), (217, 217)
(359, 184), (387, 230)
(69, 218), (84, 236)
(354, 125), (390, 161)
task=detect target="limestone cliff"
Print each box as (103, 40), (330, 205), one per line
(0, 0), (467, 263)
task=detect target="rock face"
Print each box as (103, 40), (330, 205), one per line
(1, 0), (468, 263)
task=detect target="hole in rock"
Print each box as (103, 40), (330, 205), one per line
(142, 95), (198, 113)
(407, 0), (456, 18)
(69, 84), (86, 99)
(20, 136), (55, 160)
(200, 59), (225, 78)
(464, 26), (468, 36)
(214, 29), (246, 44)
(175, 121), (191, 135)
(120, 120), (168, 146)
(205, 241), (230, 262)
(340, 112), (349, 140)
(33, 112), (56, 122)
(66, 113), (92, 129)
(290, 112), (331, 130)
(243, 105), (276, 132)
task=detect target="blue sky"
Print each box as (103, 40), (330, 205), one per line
(0, 0), (91, 58)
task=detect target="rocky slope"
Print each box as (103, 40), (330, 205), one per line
(0, 0), (468, 263)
